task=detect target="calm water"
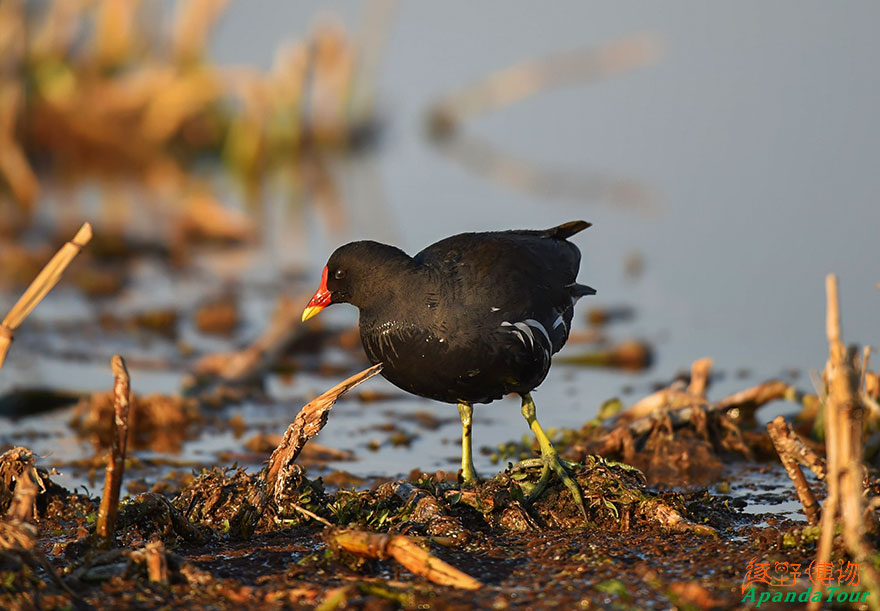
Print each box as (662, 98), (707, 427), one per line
(3, 2), (879, 488)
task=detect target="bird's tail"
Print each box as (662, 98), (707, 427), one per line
(571, 283), (596, 299)
(544, 220), (591, 240)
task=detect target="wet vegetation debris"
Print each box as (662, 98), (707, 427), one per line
(70, 390), (201, 454)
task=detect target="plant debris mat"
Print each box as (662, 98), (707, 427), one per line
(1, 447), (826, 610)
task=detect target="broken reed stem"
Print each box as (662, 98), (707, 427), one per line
(263, 364), (383, 488)
(144, 540), (169, 585)
(218, 294), (303, 382)
(809, 274), (880, 611)
(330, 529), (482, 590)
(621, 384), (706, 422)
(96, 355), (132, 548)
(711, 380), (797, 417)
(0, 222), (92, 370)
(767, 416), (820, 526)
(688, 357), (713, 398)
(6, 465), (39, 523)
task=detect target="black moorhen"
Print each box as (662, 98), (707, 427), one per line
(302, 220), (595, 514)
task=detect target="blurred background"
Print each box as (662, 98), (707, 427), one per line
(0, 1), (878, 490)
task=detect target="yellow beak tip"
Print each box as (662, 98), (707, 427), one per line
(302, 306), (322, 322)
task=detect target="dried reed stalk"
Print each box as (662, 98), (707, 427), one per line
(711, 380), (795, 415)
(348, 0), (397, 126)
(767, 416), (820, 526)
(620, 385), (707, 422)
(144, 539), (169, 585)
(688, 357), (713, 397)
(5, 463), (38, 524)
(195, 296), (307, 382)
(808, 275), (880, 610)
(263, 364), (382, 489)
(0, 222), (92, 370)
(330, 529), (482, 590)
(767, 417), (826, 481)
(171, 0), (230, 65)
(0, 87), (39, 208)
(96, 355), (132, 548)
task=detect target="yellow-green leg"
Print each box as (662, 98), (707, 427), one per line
(520, 393), (586, 519)
(457, 402), (479, 484)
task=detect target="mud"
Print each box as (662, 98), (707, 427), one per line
(3, 432), (870, 611)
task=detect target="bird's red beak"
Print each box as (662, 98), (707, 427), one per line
(302, 266), (331, 322)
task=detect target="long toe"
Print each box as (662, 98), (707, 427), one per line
(551, 457), (587, 520)
(521, 463), (552, 500)
(527, 455), (587, 520)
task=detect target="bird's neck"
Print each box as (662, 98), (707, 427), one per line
(353, 247), (426, 319)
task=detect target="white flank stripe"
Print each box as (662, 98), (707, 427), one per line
(501, 321), (528, 348)
(513, 322), (535, 348)
(524, 319), (551, 346)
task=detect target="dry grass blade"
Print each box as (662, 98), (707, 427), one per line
(331, 529), (482, 590)
(0, 222), (92, 370)
(263, 364), (383, 486)
(96, 355), (132, 548)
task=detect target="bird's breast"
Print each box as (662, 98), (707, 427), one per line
(360, 319), (445, 365)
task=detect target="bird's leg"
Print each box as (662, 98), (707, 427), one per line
(519, 393), (587, 519)
(457, 402), (479, 485)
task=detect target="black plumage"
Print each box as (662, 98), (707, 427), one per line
(318, 221), (594, 404)
(303, 220), (595, 513)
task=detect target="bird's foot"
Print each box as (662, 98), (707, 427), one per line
(459, 465), (480, 487)
(511, 453), (587, 520)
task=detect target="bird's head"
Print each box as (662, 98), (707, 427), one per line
(302, 241), (411, 322)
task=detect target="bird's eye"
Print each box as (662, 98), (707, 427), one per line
(334, 269), (346, 280)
